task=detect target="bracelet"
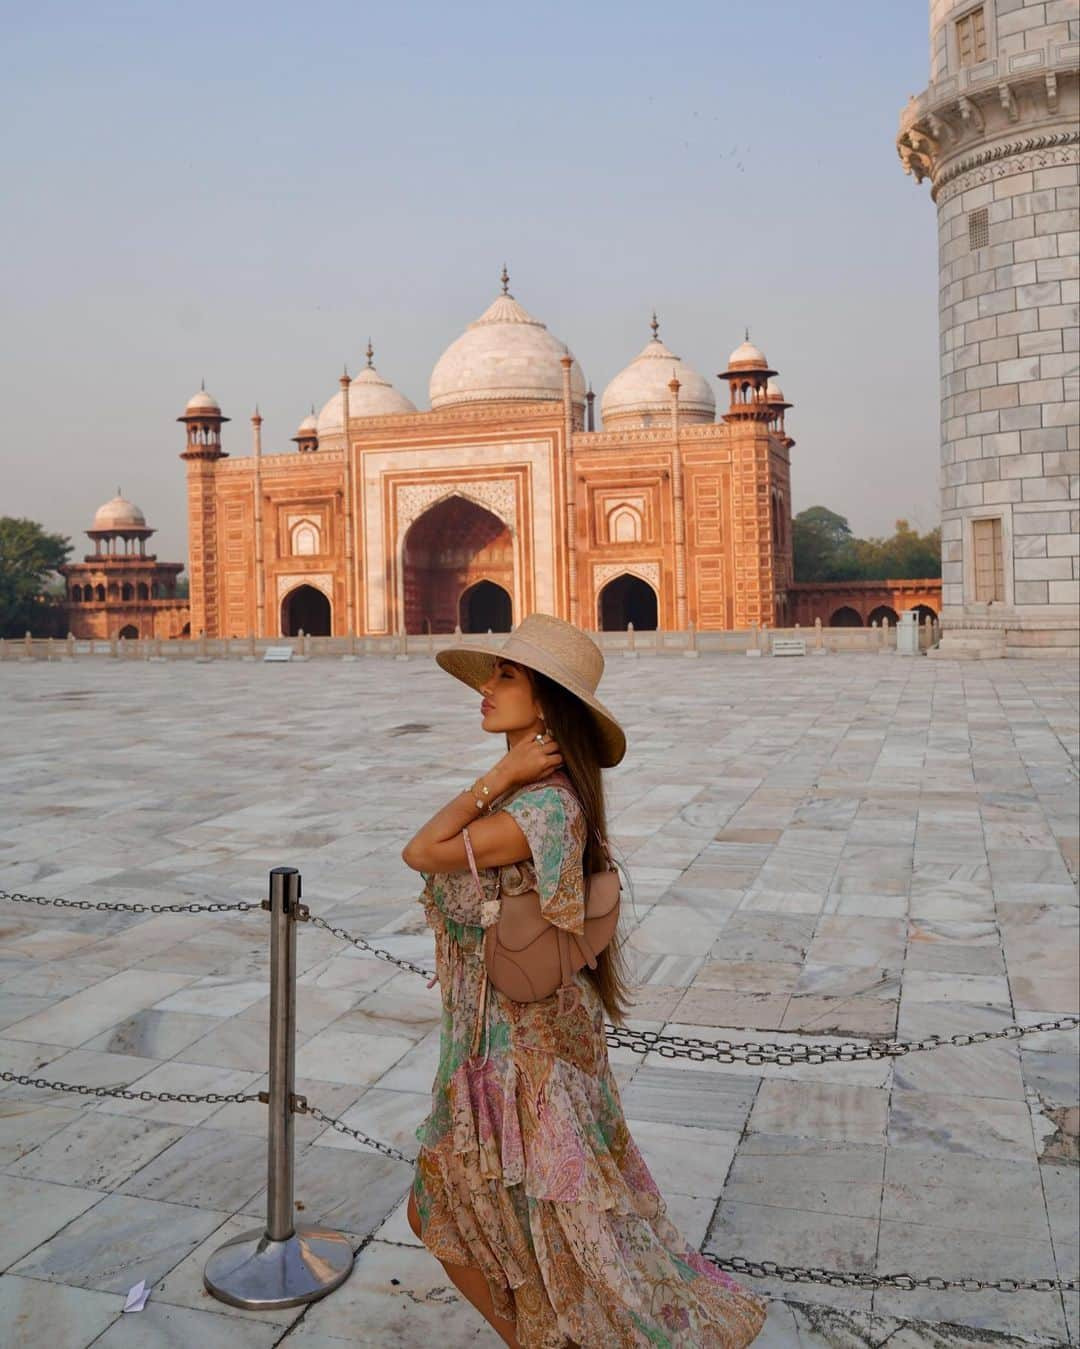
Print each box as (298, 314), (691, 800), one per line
(468, 777), (492, 812)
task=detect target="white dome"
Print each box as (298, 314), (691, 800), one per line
(727, 339), (769, 370)
(429, 291), (586, 411)
(92, 494), (146, 530)
(766, 380), (786, 402)
(296, 413), (318, 433)
(601, 333), (715, 427)
(317, 363), (417, 436)
(184, 389), (221, 415)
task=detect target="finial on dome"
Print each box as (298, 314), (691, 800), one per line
(650, 312), (660, 341)
(366, 339), (374, 368)
(200, 378), (205, 392)
(117, 485), (122, 497)
(500, 264), (510, 296)
(745, 326), (750, 341)
(252, 404), (262, 422)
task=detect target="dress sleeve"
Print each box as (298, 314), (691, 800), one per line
(502, 784), (586, 935)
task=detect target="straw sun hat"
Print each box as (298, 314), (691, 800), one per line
(436, 612), (627, 767)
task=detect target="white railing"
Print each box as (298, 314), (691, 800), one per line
(1, 617), (940, 663)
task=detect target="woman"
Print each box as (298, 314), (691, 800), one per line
(402, 613), (765, 1348)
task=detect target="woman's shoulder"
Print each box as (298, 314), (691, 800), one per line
(504, 772), (581, 819)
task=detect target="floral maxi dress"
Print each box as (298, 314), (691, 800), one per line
(412, 777), (766, 1349)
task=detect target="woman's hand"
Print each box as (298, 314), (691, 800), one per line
(493, 733), (563, 791)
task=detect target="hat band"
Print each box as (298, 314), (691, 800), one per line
(498, 634), (600, 696)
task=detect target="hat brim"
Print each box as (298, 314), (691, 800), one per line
(436, 640), (627, 767)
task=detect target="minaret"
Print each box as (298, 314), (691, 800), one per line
(897, 2), (1079, 657)
(340, 367), (355, 635)
(179, 385), (230, 638)
(251, 407), (265, 637)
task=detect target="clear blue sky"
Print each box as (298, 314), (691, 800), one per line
(1, 1), (939, 567)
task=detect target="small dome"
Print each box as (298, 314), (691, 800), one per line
(296, 413), (318, 434)
(429, 286), (585, 411)
(727, 339), (769, 370)
(766, 381), (786, 402)
(183, 388), (221, 415)
(601, 327), (715, 428)
(92, 493), (146, 530)
(317, 362), (417, 437)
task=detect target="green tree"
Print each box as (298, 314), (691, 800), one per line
(792, 506), (859, 581)
(0, 517), (72, 638)
(793, 509), (941, 582)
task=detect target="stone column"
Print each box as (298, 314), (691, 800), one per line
(340, 371), (356, 636)
(669, 375), (688, 630)
(252, 409), (266, 638)
(560, 355), (579, 625)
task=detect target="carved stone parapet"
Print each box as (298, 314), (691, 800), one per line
(897, 42), (1079, 195)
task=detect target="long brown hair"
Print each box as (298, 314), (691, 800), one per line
(526, 667), (634, 1025)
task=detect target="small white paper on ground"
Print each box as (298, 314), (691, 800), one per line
(123, 1280), (150, 1313)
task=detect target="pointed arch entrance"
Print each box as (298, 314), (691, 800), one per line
(460, 579), (512, 633)
(282, 584), (331, 636)
(403, 496), (514, 635)
(599, 574), (658, 631)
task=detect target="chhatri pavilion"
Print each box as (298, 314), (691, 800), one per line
(180, 273), (796, 639)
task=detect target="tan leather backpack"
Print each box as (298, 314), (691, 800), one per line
(462, 783), (621, 1015)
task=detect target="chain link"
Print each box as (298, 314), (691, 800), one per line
(305, 913), (438, 981)
(0, 887), (257, 916)
(700, 1253), (1078, 1294)
(300, 1102), (416, 1166)
(603, 1015), (1080, 1064)
(0, 1069), (261, 1106)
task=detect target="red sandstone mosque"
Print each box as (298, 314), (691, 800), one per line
(178, 274), (800, 640)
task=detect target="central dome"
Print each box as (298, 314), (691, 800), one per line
(429, 287), (586, 411)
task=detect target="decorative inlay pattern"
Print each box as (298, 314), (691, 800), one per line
(276, 572), (333, 601)
(935, 131), (1080, 202)
(593, 560), (660, 593)
(396, 480), (517, 536)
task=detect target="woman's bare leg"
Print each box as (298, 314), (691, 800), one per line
(407, 1189), (523, 1348)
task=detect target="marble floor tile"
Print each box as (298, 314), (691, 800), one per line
(707, 1200), (876, 1314)
(241, 1143), (411, 1238)
(673, 988), (791, 1030)
(290, 1239), (488, 1345)
(888, 1090), (1036, 1160)
(82, 1008), (223, 1059)
(780, 995), (898, 1038)
(118, 1126), (267, 1210)
(2, 970), (194, 1046)
(621, 1119), (742, 1199)
(10, 1192), (228, 1293)
(311, 1086), (428, 1154)
(0, 1172), (106, 1269)
(94, 1061), (262, 1127)
(872, 1219), (1068, 1343)
(722, 1133), (885, 1220)
(10, 1113), (185, 1191)
(749, 1080), (889, 1146)
(92, 1298), (284, 1346)
(619, 1064), (758, 1132)
(293, 1026), (416, 1087)
(882, 1149), (1049, 1240)
(0, 1274), (121, 1349)
(693, 960), (802, 994)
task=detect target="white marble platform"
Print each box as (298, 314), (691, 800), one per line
(1, 652), (1077, 1347)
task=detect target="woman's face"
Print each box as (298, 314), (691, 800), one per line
(478, 659), (543, 737)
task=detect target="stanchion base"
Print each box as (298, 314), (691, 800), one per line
(204, 1224), (354, 1310)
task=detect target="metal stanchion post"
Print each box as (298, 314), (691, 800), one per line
(204, 867), (353, 1309)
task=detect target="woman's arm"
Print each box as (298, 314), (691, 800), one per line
(401, 736), (562, 874)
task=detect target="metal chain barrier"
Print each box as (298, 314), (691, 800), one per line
(305, 912), (439, 981)
(0, 887), (257, 916)
(699, 1253), (1077, 1294)
(0, 1068), (260, 1106)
